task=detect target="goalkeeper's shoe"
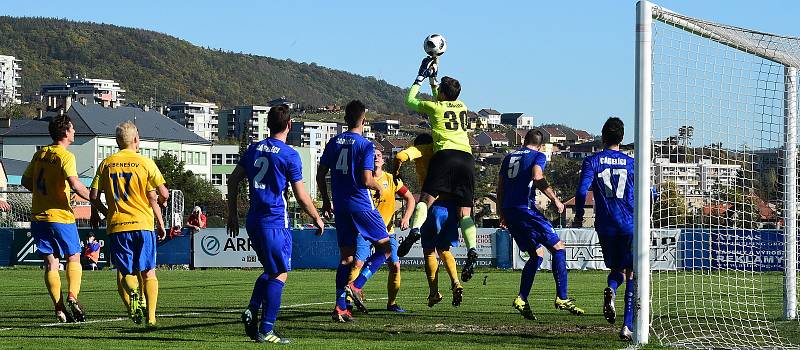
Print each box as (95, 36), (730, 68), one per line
(66, 294), (86, 322)
(256, 330), (291, 344)
(331, 306), (353, 323)
(241, 308), (259, 340)
(554, 297), (585, 316)
(461, 248), (478, 282)
(512, 296), (536, 320)
(603, 287), (616, 324)
(451, 282), (463, 307)
(397, 228), (420, 257)
(345, 283), (368, 314)
(129, 291), (145, 324)
(427, 292), (443, 308)
(619, 326), (633, 341)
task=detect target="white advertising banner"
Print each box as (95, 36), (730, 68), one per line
(193, 228), (262, 268)
(511, 228), (680, 271)
(394, 228), (496, 267)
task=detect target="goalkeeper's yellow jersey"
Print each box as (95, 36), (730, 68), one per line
(395, 144), (432, 187)
(370, 172), (404, 232)
(91, 149), (166, 234)
(23, 145), (78, 223)
(405, 84), (472, 154)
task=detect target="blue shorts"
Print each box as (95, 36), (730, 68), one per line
(503, 207), (559, 252)
(109, 230), (157, 275)
(32, 221), (81, 258)
(334, 209), (389, 248)
(356, 233), (399, 263)
(248, 226), (292, 274)
(421, 204), (460, 250)
(598, 231), (633, 271)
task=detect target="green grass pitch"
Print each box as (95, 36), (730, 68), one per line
(0, 268), (670, 349)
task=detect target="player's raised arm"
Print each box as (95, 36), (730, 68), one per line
(405, 57), (438, 113)
(227, 164), (247, 236)
(573, 157), (595, 226)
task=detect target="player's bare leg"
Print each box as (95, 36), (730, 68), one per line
(398, 192), (436, 257)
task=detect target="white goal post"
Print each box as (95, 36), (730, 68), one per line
(636, 1), (799, 347)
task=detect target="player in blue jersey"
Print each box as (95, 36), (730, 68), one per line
(573, 117), (635, 341)
(227, 105), (325, 344)
(498, 129), (585, 319)
(316, 100), (390, 322)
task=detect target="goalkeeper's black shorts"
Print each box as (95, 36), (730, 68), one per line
(422, 149), (474, 208)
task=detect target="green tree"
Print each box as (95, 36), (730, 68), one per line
(547, 155), (582, 200)
(153, 153), (222, 216)
(652, 181), (688, 228)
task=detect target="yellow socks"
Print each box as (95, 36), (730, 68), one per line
(439, 251), (460, 286)
(411, 202), (429, 230)
(116, 271), (130, 309)
(66, 261), (81, 298)
(459, 216), (477, 249)
(45, 270), (62, 308)
(143, 275), (159, 324)
(424, 253), (439, 293)
(349, 264), (362, 284)
(123, 274), (140, 294)
(387, 268), (401, 306)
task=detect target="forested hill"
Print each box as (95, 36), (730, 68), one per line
(0, 16), (409, 113)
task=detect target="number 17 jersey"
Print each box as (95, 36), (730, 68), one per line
(577, 149), (634, 235)
(91, 149), (166, 234)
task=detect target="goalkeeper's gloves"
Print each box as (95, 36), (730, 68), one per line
(414, 56), (437, 85)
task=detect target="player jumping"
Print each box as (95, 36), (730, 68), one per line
(350, 148), (415, 313)
(22, 115), (92, 323)
(498, 129), (585, 319)
(317, 100), (390, 321)
(227, 105), (325, 344)
(398, 58), (480, 282)
(89, 121), (169, 328)
(573, 117), (635, 341)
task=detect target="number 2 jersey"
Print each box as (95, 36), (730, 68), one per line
(575, 149), (634, 235)
(91, 149), (166, 234)
(239, 138), (303, 229)
(405, 84), (472, 154)
(320, 131), (375, 212)
(499, 148), (547, 212)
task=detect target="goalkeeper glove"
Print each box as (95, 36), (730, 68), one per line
(414, 56), (437, 85)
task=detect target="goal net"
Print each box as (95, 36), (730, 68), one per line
(638, 1), (800, 348)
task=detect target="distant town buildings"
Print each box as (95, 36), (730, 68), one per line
(267, 97), (297, 110)
(653, 158), (741, 197)
(287, 121), (339, 165)
(166, 102), (219, 141)
(218, 105), (271, 141)
(475, 131), (509, 148)
(371, 119), (400, 136)
(41, 77), (125, 114)
(500, 113), (534, 129)
(478, 109), (501, 128)
(0, 55), (21, 107)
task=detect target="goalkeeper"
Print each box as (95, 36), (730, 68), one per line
(398, 57), (480, 282)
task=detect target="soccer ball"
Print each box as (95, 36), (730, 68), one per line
(423, 34), (447, 57)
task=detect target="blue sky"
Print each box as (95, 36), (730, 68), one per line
(3, 0), (799, 136)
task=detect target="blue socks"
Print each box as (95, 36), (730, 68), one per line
(249, 273), (269, 311)
(551, 249), (568, 300)
(624, 278), (635, 329)
(608, 271), (624, 292)
(519, 253), (543, 300)
(260, 278), (285, 334)
(354, 251), (387, 289)
(335, 263), (350, 310)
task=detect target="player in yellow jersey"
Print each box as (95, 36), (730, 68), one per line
(350, 148), (415, 313)
(399, 57), (481, 283)
(21, 115), (92, 323)
(392, 133), (433, 188)
(89, 121), (169, 327)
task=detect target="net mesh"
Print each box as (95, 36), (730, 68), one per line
(649, 6), (800, 349)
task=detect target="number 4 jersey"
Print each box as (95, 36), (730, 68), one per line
(91, 149), (166, 234)
(575, 149), (634, 235)
(239, 138), (303, 229)
(320, 131), (375, 212)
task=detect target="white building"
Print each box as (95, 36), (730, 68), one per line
(287, 121), (339, 165)
(0, 55), (21, 107)
(500, 113), (534, 129)
(41, 77), (126, 114)
(218, 105), (271, 141)
(478, 108), (501, 128)
(167, 102), (219, 141)
(1, 102), (212, 183)
(371, 119), (400, 136)
(654, 158), (741, 196)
